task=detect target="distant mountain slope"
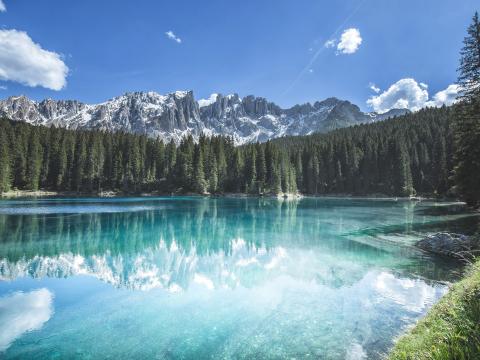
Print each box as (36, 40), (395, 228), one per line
(0, 91), (409, 144)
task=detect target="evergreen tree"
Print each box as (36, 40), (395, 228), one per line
(192, 145), (207, 193)
(13, 129), (28, 189)
(256, 144), (267, 193)
(458, 12), (480, 100)
(208, 153), (218, 193)
(393, 139), (414, 197)
(0, 131), (11, 192)
(454, 12), (480, 206)
(231, 149), (244, 193)
(453, 99), (480, 206)
(26, 130), (42, 191)
(73, 135), (87, 192)
(245, 146), (257, 193)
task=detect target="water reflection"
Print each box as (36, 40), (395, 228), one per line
(0, 288), (54, 351)
(0, 197), (474, 359)
(0, 197), (473, 290)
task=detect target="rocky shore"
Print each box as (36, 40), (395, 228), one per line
(416, 232), (479, 260)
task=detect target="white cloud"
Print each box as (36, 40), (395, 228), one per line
(425, 84), (460, 107)
(198, 93), (218, 108)
(369, 83), (380, 93)
(0, 1), (5, 12)
(337, 28), (362, 54)
(165, 30), (182, 44)
(324, 39), (336, 48)
(0, 85), (6, 90)
(0, 30), (68, 90)
(367, 78), (428, 113)
(0, 288), (54, 351)
(367, 78), (460, 113)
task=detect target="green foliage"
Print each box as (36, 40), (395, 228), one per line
(26, 129), (42, 191)
(388, 259), (480, 360)
(453, 98), (480, 207)
(454, 12), (480, 207)
(458, 12), (480, 100)
(0, 129), (11, 192)
(273, 106), (454, 197)
(0, 104), (456, 196)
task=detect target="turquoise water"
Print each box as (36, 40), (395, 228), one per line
(0, 197), (478, 359)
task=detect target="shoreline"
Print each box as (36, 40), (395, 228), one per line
(388, 259), (480, 359)
(0, 189), (462, 203)
(0, 190), (464, 204)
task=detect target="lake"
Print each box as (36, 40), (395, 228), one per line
(0, 197), (478, 359)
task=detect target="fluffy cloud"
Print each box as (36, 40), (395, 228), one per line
(367, 78), (428, 113)
(165, 30), (182, 44)
(369, 83), (380, 93)
(0, 1), (5, 12)
(0, 30), (68, 90)
(367, 78), (459, 113)
(198, 93), (218, 108)
(0, 85), (6, 90)
(0, 288), (54, 351)
(337, 28), (362, 54)
(425, 84), (460, 107)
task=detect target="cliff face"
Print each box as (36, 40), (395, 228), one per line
(0, 91), (409, 144)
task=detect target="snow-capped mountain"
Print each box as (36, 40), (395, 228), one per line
(0, 91), (409, 144)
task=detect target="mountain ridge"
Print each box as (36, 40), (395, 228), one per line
(0, 91), (410, 144)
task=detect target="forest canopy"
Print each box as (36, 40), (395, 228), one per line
(0, 105), (454, 198)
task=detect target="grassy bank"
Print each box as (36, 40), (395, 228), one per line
(389, 258), (480, 360)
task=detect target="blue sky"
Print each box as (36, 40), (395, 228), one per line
(0, 0), (478, 111)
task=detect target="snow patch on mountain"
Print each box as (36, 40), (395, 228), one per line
(0, 91), (410, 145)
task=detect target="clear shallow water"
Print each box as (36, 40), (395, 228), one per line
(0, 197), (478, 359)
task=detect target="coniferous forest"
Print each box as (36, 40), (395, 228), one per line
(0, 105), (454, 198)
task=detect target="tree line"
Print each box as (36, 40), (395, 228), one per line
(0, 105), (453, 197)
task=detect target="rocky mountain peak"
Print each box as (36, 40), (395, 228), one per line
(0, 90), (410, 144)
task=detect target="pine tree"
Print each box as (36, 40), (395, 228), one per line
(453, 99), (480, 206)
(294, 151), (303, 192)
(271, 162), (282, 195)
(454, 12), (480, 206)
(123, 136), (142, 191)
(192, 145), (207, 193)
(54, 137), (68, 190)
(393, 139), (414, 197)
(0, 131), (11, 192)
(458, 12), (480, 100)
(208, 153), (218, 193)
(245, 146), (257, 193)
(26, 130), (42, 191)
(73, 135), (87, 192)
(256, 144), (267, 193)
(306, 153), (319, 194)
(13, 129), (28, 189)
(288, 167), (297, 194)
(231, 149), (244, 193)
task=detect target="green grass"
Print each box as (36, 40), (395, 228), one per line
(388, 258), (480, 360)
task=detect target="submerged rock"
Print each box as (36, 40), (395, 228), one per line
(416, 232), (478, 259)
